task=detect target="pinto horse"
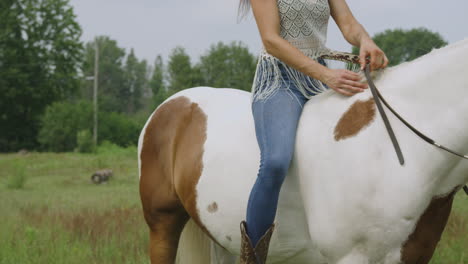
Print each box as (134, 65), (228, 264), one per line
(138, 39), (468, 264)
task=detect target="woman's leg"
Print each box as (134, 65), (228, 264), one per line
(246, 88), (307, 246)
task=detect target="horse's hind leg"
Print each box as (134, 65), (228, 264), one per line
(139, 96), (193, 263)
(139, 160), (189, 263)
(139, 96), (212, 263)
(146, 209), (189, 264)
(139, 130), (189, 263)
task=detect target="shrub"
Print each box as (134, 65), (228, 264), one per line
(38, 100), (143, 152)
(38, 101), (93, 152)
(99, 112), (142, 147)
(76, 130), (95, 153)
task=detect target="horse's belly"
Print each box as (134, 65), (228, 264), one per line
(179, 87), (323, 261)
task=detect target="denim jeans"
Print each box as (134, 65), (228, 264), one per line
(246, 59), (328, 246)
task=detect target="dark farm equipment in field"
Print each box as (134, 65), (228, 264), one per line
(91, 169), (113, 184)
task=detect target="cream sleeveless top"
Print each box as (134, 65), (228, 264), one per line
(251, 0), (331, 102)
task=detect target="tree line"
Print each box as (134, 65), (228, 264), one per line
(0, 0), (447, 152)
(80, 38), (257, 114)
(0, 0), (257, 152)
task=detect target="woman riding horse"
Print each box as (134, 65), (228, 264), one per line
(239, 0), (388, 263)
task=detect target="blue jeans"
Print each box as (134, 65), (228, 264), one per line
(246, 60), (327, 246)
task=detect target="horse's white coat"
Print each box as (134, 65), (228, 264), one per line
(171, 39), (468, 264)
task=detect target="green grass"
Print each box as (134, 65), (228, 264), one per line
(0, 147), (148, 264)
(430, 192), (468, 264)
(6, 162), (27, 189)
(0, 148), (467, 263)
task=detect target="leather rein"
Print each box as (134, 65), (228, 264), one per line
(320, 52), (468, 195)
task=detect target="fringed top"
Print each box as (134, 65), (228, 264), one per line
(251, 0), (331, 102)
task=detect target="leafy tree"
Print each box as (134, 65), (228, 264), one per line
(149, 55), (168, 107)
(0, 0), (83, 151)
(81, 36), (126, 113)
(191, 64), (204, 88)
(82, 38), (148, 114)
(166, 43), (256, 95)
(352, 28), (447, 66)
(197, 41), (257, 91)
(123, 49), (147, 113)
(167, 46), (198, 93)
(150, 55), (165, 96)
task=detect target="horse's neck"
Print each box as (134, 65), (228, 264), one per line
(381, 40), (468, 102)
(374, 40), (468, 192)
(377, 40), (468, 149)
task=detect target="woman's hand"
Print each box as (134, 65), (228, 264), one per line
(328, 0), (389, 71)
(359, 39), (389, 71)
(321, 68), (368, 96)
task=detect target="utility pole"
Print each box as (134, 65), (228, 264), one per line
(93, 40), (99, 147)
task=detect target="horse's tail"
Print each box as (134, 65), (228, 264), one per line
(176, 219), (212, 264)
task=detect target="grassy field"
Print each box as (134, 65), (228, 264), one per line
(0, 146), (466, 264)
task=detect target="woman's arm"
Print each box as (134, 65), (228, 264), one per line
(329, 0), (388, 70)
(250, 0), (367, 96)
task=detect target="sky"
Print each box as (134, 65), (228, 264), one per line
(69, 0), (468, 64)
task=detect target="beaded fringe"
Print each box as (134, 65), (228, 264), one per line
(251, 50), (330, 103)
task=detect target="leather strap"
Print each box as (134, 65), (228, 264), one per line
(374, 85), (468, 161)
(364, 64), (405, 165)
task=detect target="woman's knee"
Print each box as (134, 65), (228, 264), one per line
(259, 154), (291, 186)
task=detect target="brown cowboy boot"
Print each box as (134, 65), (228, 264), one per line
(240, 221), (275, 264)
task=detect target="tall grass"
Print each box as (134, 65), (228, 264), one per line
(0, 206), (147, 264)
(0, 146), (148, 264)
(6, 161), (27, 189)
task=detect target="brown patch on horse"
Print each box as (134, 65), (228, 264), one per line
(401, 189), (458, 264)
(167, 97), (220, 244)
(334, 98), (376, 141)
(140, 96), (192, 263)
(139, 96), (217, 263)
(207, 202), (218, 213)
